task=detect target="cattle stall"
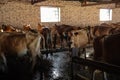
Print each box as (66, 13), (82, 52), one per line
(0, 0), (120, 80)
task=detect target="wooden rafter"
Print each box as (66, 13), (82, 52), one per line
(31, 0), (46, 4)
(30, 0), (120, 6)
(80, 0), (117, 6)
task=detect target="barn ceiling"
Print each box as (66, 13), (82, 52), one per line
(0, 0), (118, 3)
(30, 0), (120, 6)
(0, 0), (29, 4)
(0, 0), (120, 7)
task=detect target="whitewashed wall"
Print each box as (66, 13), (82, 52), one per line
(0, 1), (120, 28)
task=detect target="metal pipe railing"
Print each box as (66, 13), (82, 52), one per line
(71, 56), (120, 80)
(72, 56), (120, 74)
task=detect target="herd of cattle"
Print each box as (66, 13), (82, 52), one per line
(0, 22), (120, 72)
(93, 22), (120, 66)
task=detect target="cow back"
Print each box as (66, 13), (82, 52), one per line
(0, 32), (27, 57)
(93, 25), (112, 37)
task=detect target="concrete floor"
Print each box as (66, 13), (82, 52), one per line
(0, 47), (120, 80)
(0, 50), (72, 80)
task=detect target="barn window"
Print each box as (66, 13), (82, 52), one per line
(40, 6), (60, 22)
(100, 9), (112, 21)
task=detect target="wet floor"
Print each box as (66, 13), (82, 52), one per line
(43, 51), (71, 80)
(0, 50), (72, 80)
(1, 46), (119, 80)
(0, 48), (92, 80)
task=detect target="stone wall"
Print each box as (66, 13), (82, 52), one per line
(0, 1), (120, 28)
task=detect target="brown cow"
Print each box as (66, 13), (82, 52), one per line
(50, 26), (60, 49)
(93, 33), (120, 79)
(103, 33), (120, 66)
(93, 35), (105, 60)
(93, 23), (120, 61)
(93, 24), (115, 60)
(93, 22), (120, 38)
(1, 24), (16, 32)
(0, 31), (41, 70)
(23, 24), (32, 33)
(93, 25), (113, 37)
(53, 24), (79, 48)
(23, 24), (46, 50)
(92, 23), (120, 79)
(37, 24), (51, 50)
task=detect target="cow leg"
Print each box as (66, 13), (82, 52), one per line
(60, 34), (64, 49)
(1, 53), (7, 67)
(92, 70), (96, 80)
(0, 53), (8, 72)
(53, 34), (57, 49)
(103, 72), (108, 80)
(31, 57), (36, 72)
(82, 48), (86, 59)
(78, 48), (86, 58)
(92, 70), (102, 80)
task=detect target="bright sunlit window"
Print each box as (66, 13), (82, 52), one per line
(100, 9), (112, 21)
(40, 6), (60, 22)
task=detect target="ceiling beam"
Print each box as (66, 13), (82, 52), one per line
(31, 0), (46, 5)
(81, 1), (117, 6)
(115, 0), (120, 8)
(30, 0), (120, 6)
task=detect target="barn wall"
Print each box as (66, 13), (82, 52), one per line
(112, 8), (120, 23)
(0, 1), (39, 29)
(0, 1), (120, 28)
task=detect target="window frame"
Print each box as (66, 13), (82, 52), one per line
(40, 6), (60, 22)
(99, 8), (112, 21)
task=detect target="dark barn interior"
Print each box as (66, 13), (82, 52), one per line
(0, 0), (120, 80)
